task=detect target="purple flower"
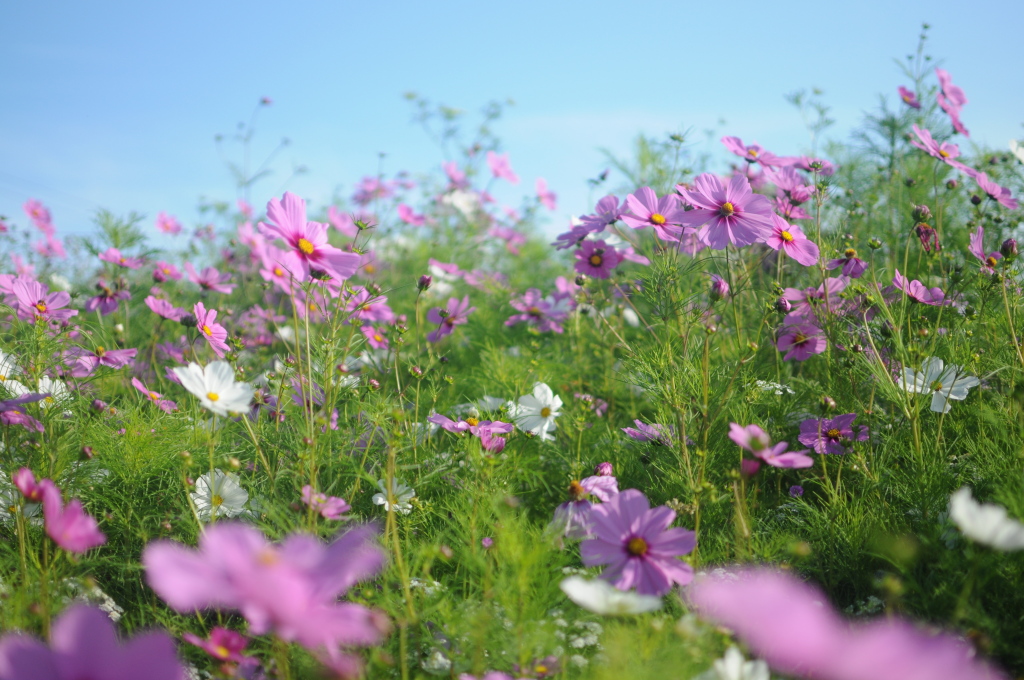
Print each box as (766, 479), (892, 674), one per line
(183, 627), (249, 664)
(258, 192), (360, 282)
(621, 420), (674, 446)
(98, 247), (145, 269)
(910, 125), (968, 171)
(84, 283), (131, 316)
(969, 226), (1003, 274)
(776, 323), (827, 361)
(506, 289), (571, 334)
(720, 136), (787, 167)
(936, 67), (970, 137)
(898, 85), (921, 109)
(184, 262), (236, 294)
(427, 296), (476, 343)
(131, 378), (177, 413)
(893, 269), (949, 306)
(789, 485), (804, 497)
(41, 479), (107, 553)
(577, 195), (623, 233)
(728, 423), (814, 469)
(12, 278), (77, 324)
(797, 414), (869, 455)
(0, 605), (185, 680)
(580, 489), (695, 595)
(709, 275), (730, 302)
(486, 152), (519, 184)
(65, 345), (137, 378)
(763, 166), (814, 205)
(621, 187), (686, 242)
(764, 215), (819, 266)
(689, 567), (1007, 680)
(968, 170), (1019, 210)
(301, 485), (351, 520)
(676, 173), (774, 250)
(826, 248), (868, 278)
(782, 277), (847, 320)
(574, 240), (623, 279)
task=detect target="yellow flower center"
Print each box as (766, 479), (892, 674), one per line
(986, 256), (998, 268)
(748, 149), (759, 157)
(364, 264), (377, 274)
(149, 391), (159, 400)
(794, 333), (807, 344)
(568, 480), (585, 501)
(535, 666), (549, 675)
(720, 202), (735, 217)
(939, 149), (950, 158)
(527, 306), (542, 316)
(781, 230), (794, 242)
(207, 392), (220, 401)
(95, 346), (106, 356)
(826, 428), (841, 438)
(213, 645), (230, 659)
(211, 494), (224, 506)
(373, 334), (383, 342)
(540, 407), (552, 418)
(257, 548), (279, 565)
(627, 537), (648, 556)
(202, 325), (212, 336)
(297, 238), (315, 255)
(649, 213), (667, 225)
(465, 417), (480, 427)
(844, 248), (858, 258)
(930, 380), (944, 392)
(34, 302), (47, 313)
(273, 266), (284, 277)
(589, 254), (603, 266)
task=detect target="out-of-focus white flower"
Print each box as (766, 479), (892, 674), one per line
(507, 382), (562, 441)
(949, 487), (1024, 551)
(441, 189), (480, 219)
(372, 478), (415, 514)
(173, 361), (254, 416)
(191, 470), (249, 521)
(559, 576), (662, 615)
(1010, 139), (1024, 164)
(48, 273), (72, 291)
(697, 646), (770, 680)
(898, 356), (979, 413)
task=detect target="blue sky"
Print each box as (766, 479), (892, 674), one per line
(1, 0), (1021, 241)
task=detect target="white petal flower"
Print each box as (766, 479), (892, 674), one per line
(36, 376), (71, 409)
(0, 350), (20, 383)
(949, 487), (1024, 551)
(507, 382), (562, 441)
(191, 470), (249, 521)
(372, 478), (415, 514)
(899, 357), (978, 413)
(559, 576), (662, 615)
(697, 647), (771, 680)
(173, 361), (253, 416)
(1011, 139), (1024, 165)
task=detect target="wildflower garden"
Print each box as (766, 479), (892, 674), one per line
(2, 32), (1024, 680)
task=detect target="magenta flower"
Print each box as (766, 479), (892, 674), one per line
(0, 605), (185, 680)
(183, 627), (249, 664)
(361, 326), (389, 350)
(621, 187), (685, 242)
(776, 323), (827, 361)
(13, 468), (45, 503)
(131, 378), (177, 413)
(486, 151), (519, 184)
(194, 302), (230, 357)
(574, 240), (623, 279)
(791, 156), (836, 176)
(427, 296), (475, 343)
(968, 171), (1019, 210)
(763, 166), (814, 205)
(259, 192), (360, 282)
(893, 269), (949, 306)
(622, 420), (674, 446)
(969, 226), (1002, 274)
(327, 206), (360, 237)
(936, 67), (970, 136)
(301, 485), (352, 520)
(143, 523), (388, 662)
(41, 479), (106, 553)
(84, 283), (131, 316)
(764, 215), (819, 266)
(728, 423), (814, 469)
(489, 226), (527, 255)
(12, 278), (77, 324)
(396, 203), (426, 226)
(184, 262), (236, 294)
(442, 161), (468, 189)
(346, 287), (396, 324)
(66, 346), (137, 377)
(898, 85), (921, 109)
(152, 261), (182, 282)
(145, 295), (186, 322)
(910, 125), (967, 170)
(155, 211), (183, 235)
(677, 173), (774, 250)
(506, 289), (571, 334)
(0, 397), (45, 432)
(23, 198), (54, 234)
(783, 276), (848, 319)
(578, 195), (624, 233)
(689, 567), (1007, 680)
(720, 136), (787, 167)
(825, 248), (868, 278)
(536, 178), (557, 210)
(798, 413), (869, 455)
(550, 475), (620, 540)
(580, 489), (694, 595)
(98, 247), (145, 269)
(773, 196), (811, 220)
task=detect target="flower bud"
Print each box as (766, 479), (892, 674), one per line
(1001, 238), (1018, 260)
(820, 395), (837, 411)
(911, 204), (931, 222)
(971, 195), (982, 205)
(775, 297), (792, 314)
(179, 314), (197, 328)
(575, 274), (589, 287)
(709, 275), (730, 302)
(868, 237), (883, 250)
(594, 462), (614, 476)
(740, 459), (761, 477)
(417, 274), (432, 291)
(946, 179), (958, 190)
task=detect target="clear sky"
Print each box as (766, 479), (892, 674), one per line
(1, 0), (1022, 241)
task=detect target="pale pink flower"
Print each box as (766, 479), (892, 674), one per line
(486, 151), (519, 184)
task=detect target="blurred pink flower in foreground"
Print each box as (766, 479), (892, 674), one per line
(689, 567), (1006, 680)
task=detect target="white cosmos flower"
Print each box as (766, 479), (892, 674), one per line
(949, 487), (1024, 551)
(191, 470), (249, 521)
(507, 382), (562, 441)
(172, 361), (254, 417)
(697, 647), (770, 680)
(898, 356), (979, 413)
(1011, 139), (1024, 165)
(372, 478), (415, 514)
(560, 577), (662, 615)
(0, 351), (20, 383)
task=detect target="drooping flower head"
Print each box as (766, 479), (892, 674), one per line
(825, 248), (868, 278)
(184, 262), (236, 294)
(969, 226), (1002, 274)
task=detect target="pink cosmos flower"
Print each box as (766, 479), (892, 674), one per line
(259, 246), (304, 292)
(783, 277), (848, 320)
(98, 247), (145, 269)
(763, 166), (814, 205)
(131, 377), (177, 412)
(578, 195), (624, 233)
(238, 198), (253, 217)
(143, 523), (388, 666)
(489, 226), (527, 255)
(345, 287), (396, 324)
(720, 136), (787, 167)
(893, 269), (949, 306)
(791, 156), (837, 176)
(580, 489), (694, 595)
(155, 211), (183, 235)
(677, 173), (774, 249)
(66, 346), (137, 377)
(622, 420), (675, 446)
(826, 248), (868, 278)
(427, 296), (475, 343)
(621, 187), (686, 242)
(194, 302), (230, 357)
(728, 423), (814, 468)
(301, 485), (352, 520)
(23, 198), (54, 234)
(689, 567), (1007, 680)
(574, 239), (623, 279)
(969, 171), (1019, 210)
(145, 296), (186, 322)
(910, 125), (967, 170)
(765, 215), (819, 266)
(35, 234), (66, 259)
(442, 161), (468, 189)
(486, 151), (519, 184)
(506, 288), (571, 334)
(184, 262), (236, 294)
(361, 326), (389, 349)
(183, 627), (249, 664)
(85, 283), (131, 316)
(550, 475), (620, 540)
(969, 226), (1002, 274)
(798, 413), (869, 455)
(776, 323), (827, 361)
(536, 178), (557, 210)
(152, 261), (182, 282)
(898, 85), (921, 109)
(396, 203), (426, 226)
(0, 605), (185, 680)
(259, 192), (360, 282)
(351, 176), (396, 206)
(41, 479), (107, 553)
(13, 468), (45, 503)
(0, 397), (45, 432)
(12, 278), (77, 324)
(936, 67), (970, 136)
(10, 254), (34, 277)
